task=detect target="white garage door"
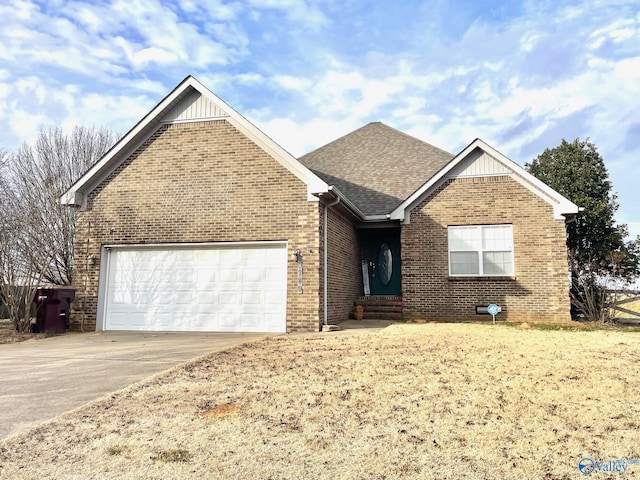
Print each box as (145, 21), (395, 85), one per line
(102, 244), (287, 332)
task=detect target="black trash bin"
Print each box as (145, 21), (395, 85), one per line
(34, 288), (76, 334)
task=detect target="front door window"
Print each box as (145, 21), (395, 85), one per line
(378, 243), (393, 286)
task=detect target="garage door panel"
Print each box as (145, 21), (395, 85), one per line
(241, 291), (262, 304)
(264, 313), (284, 329)
(221, 249), (243, 264)
(219, 290), (241, 304)
(197, 291), (216, 305)
(242, 268), (263, 282)
(265, 268), (284, 282)
(127, 312), (149, 329)
(196, 268), (216, 284)
(219, 313), (241, 328)
(154, 312), (173, 329)
(104, 244), (287, 332)
(155, 295), (173, 305)
(174, 293), (194, 305)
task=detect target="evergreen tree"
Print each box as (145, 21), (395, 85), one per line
(526, 138), (639, 320)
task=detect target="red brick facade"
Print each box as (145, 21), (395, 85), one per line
(71, 120), (323, 332)
(324, 207), (362, 324)
(401, 176), (571, 323)
(69, 117), (572, 332)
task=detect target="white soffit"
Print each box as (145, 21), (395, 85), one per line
(446, 149), (511, 178)
(162, 90), (230, 122)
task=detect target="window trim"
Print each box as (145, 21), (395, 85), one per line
(448, 224), (514, 277)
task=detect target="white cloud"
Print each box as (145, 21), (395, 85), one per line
(179, 0), (241, 21)
(115, 40), (179, 68)
(235, 73), (265, 86)
(257, 117), (363, 157)
(590, 17), (638, 47)
(0, 0), (251, 83)
(10, 110), (49, 145)
(248, 0), (329, 29)
(1, 0), (639, 238)
(272, 75), (313, 91)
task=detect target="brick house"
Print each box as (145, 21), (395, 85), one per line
(62, 76), (578, 333)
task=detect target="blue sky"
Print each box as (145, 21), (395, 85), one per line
(1, 0), (639, 239)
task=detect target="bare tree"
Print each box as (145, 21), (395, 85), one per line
(0, 148), (10, 320)
(568, 252), (609, 323)
(8, 127), (116, 285)
(569, 249), (639, 323)
(0, 203), (55, 331)
(1, 149), (55, 330)
(1, 128), (115, 331)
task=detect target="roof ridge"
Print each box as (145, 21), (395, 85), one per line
(299, 121), (452, 159)
(375, 122), (454, 157)
(297, 121), (456, 216)
(297, 122), (378, 159)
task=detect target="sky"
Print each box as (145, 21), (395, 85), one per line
(1, 0), (639, 239)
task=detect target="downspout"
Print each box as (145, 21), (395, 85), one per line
(323, 196), (341, 327)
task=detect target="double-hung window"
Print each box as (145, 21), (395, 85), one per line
(448, 225), (514, 276)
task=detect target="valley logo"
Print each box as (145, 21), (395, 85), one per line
(578, 457), (640, 475)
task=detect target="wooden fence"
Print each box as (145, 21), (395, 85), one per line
(608, 290), (640, 325)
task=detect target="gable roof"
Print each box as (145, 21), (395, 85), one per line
(299, 122), (454, 217)
(390, 138), (580, 222)
(62, 76), (579, 224)
(61, 75), (330, 207)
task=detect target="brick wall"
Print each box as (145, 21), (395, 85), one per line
(71, 120), (322, 332)
(402, 176), (571, 323)
(323, 206), (361, 324)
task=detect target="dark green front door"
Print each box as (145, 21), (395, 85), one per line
(365, 231), (401, 295)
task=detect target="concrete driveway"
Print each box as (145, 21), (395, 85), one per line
(0, 331), (272, 440)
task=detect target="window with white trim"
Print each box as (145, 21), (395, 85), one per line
(448, 225), (514, 276)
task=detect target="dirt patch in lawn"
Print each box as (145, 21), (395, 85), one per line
(1, 323), (639, 479)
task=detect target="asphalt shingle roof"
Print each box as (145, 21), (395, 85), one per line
(299, 122), (454, 216)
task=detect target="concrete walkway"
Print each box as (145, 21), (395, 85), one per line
(0, 331), (271, 440)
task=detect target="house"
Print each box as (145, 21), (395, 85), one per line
(62, 76), (579, 333)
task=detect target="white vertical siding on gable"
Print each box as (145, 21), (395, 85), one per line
(163, 90), (229, 123)
(447, 148), (511, 179)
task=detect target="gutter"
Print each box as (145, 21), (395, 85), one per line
(324, 185), (365, 219)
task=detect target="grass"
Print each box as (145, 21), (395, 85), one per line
(153, 449), (192, 463)
(504, 320), (640, 332)
(1, 322), (639, 479)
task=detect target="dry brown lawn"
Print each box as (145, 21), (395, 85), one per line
(1, 323), (639, 479)
(0, 319), (46, 344)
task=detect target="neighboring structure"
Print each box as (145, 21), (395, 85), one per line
(62, 76), (579, 333)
